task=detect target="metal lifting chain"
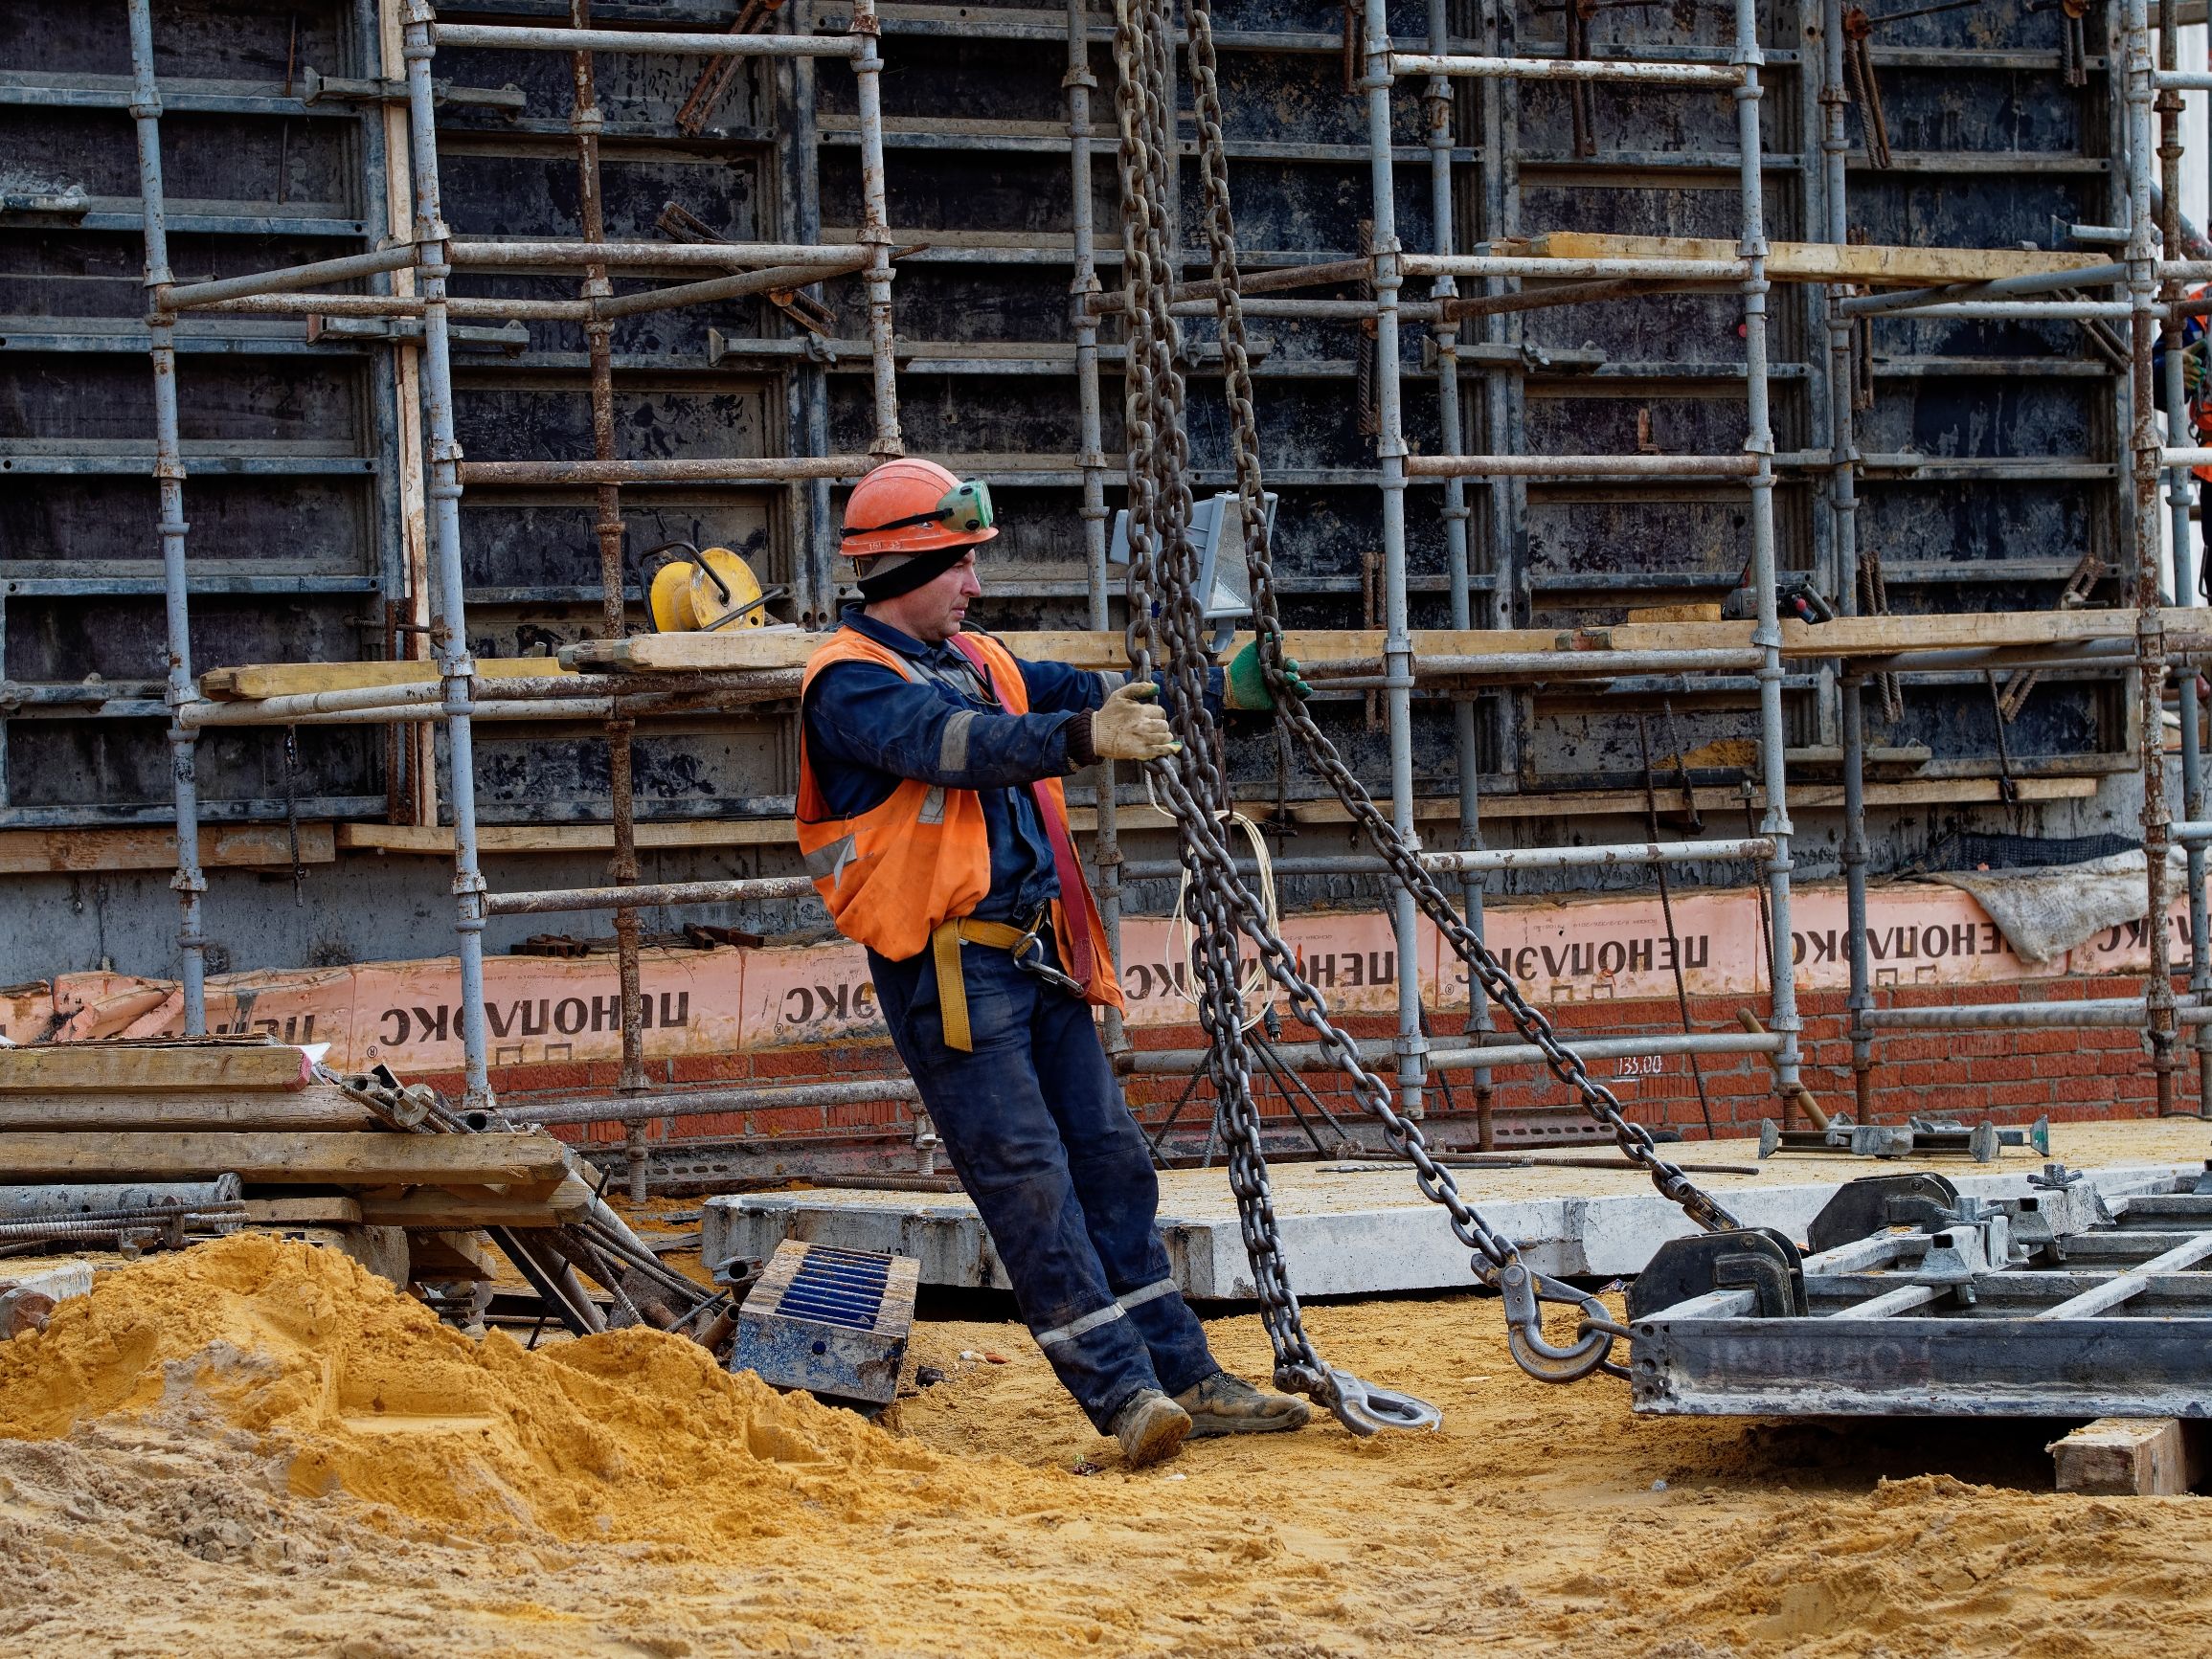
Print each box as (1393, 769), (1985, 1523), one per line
(1112, 0), (1748, 1397)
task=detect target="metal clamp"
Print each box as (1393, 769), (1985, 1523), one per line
(1010, 917), (1085, 998)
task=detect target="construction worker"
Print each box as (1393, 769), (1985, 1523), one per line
(798, 457), (1310, 1467)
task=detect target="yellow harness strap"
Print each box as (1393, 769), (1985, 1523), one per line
(930, 917), (1029, 1052)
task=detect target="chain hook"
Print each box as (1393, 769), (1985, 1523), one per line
(1496, 1259), (1617, 1384)
(1322, 1367), (1444, 1435)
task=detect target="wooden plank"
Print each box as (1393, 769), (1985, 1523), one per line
(338, 817), (800, 856)
(0, 1086), (380, 1132)
(554, 610), (2180, 676)
(355, 1174), (594, 1228)
(0, 1042), (313, 1094)
(0, 1131), (572, 1186)
(243, 1196), (365, 1224)
(403, 1228), (501, 1281)
(0, 823), (336, 875)
(2050, 1418), (2203, 1496)
(1519, 233), (2115, 286)
(198, 658), (571, 701)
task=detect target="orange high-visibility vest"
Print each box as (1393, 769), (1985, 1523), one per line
(796, 626), (1123, 1010)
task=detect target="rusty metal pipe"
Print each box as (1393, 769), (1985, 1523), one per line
(1313, 647), (1768, 681)
(566, 2), (649, 1112)
(1406, 453), (1758, 478)
(1423, 838), (1772, 874)
(196, 292), (589, 320)
(163, 242), (422, 309)
(588, 254), (874, 321)
(852, 0), (901, 456)
(1387, 52), (1746, 86)
(433, 23), (864, 57)
(459, 457), (875, 484)
(1436, 277), (1729, 320)
(448, 238), (853, 268)
(484, 875), (819, 916)
(1405, 254), (1753, 281)
(505, 1077), (921, 1126)
(1118, 1031), (1780, 1077)
(1867, 1000), (2212, 1029)
(1086, 255), (1378, 313)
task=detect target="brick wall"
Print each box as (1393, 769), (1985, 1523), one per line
(443, 969), (2196, 1157)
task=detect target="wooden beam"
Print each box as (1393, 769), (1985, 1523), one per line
(242, 1196), (365, 1224)
(214, 608), (2189, 690)
(0, 1042), (313, 1094)
(1515, 233), (2116, 287)
(199, 658), (572, 701)
(0, 1087), (379, 1132)
(402, 1228), (501, 1281)
(354, 1175), (595, 1228)
(0, 1130), (572, 1186)
(556, 610), (2181, 676)
(0, 823), (336, 875)
(2050, 1418), (2203, 1496)
(338, 817), (799, 855)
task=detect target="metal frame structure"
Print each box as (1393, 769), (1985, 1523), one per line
(1832, 0), (2212, 1121)
(122, 0), (903, 1190)
(1632, 1166), (2212, 1417)
(94, 0), (2212, 1191)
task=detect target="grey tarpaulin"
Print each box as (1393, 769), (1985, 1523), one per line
(1930, 849), (2193, 965)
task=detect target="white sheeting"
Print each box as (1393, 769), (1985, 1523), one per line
(1930, 848), (2193, 966)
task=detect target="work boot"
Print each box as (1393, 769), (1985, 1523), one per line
(1108, 1388), (1191, 1468)
(1172, 1370), (1313, 1438)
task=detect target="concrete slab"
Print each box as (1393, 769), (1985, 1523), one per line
(701, 1121), (2212, 1299)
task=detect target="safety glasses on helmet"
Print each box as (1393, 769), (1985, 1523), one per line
(841, 479), (993, 541)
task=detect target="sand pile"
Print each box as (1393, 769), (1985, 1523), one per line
(0, 1233), (986, 1544)
(11, 1238), (2212, 1656)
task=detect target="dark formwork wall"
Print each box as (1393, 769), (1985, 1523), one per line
(0, 0), (2137, 975)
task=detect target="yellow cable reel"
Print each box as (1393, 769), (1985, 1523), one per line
(643, 544), (775, 633)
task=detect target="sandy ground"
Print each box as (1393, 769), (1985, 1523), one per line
(6, 1228), (2212, 1659)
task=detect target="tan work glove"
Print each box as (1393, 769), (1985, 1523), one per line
(1089, 680), (1182, 761)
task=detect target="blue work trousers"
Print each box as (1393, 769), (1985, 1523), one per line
(869, 934), (1219, 1430)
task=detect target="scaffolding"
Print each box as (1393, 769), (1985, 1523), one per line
(101, 0), (2212, 1190)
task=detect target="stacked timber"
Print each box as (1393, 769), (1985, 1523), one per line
(0, 1035), (593, 1304)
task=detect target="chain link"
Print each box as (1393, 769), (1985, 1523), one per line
(1182, 0), (1744, 1241)
(1109, 0), (1738, 1402)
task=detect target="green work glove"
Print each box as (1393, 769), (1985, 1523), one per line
(2187, 343), (2206, 398)
(1224, 641), (1312, 711)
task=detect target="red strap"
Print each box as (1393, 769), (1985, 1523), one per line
(947, 635), (1099, 986)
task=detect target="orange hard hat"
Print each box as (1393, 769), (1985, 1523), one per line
(840, 458), (998, 560)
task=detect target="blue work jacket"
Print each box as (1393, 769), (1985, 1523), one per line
(801, 607), (1122, 927)
(801, 607), (1226, 931)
